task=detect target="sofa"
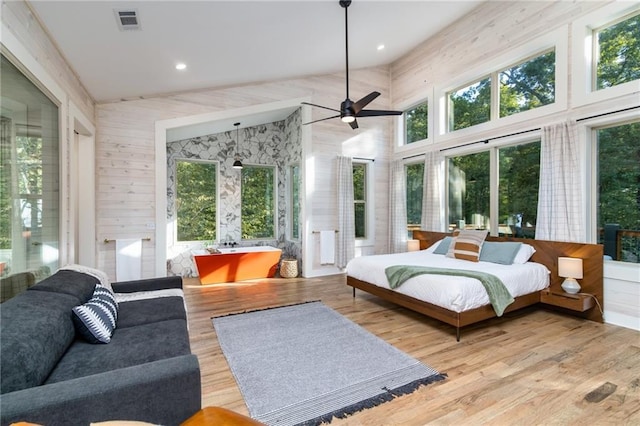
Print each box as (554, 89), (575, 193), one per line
(0, 268), (201, 426)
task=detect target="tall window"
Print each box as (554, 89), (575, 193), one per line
(289, 164), (300, 240)
(595, 12), (640, 90)
(498, 142), (540, 238)
(405, 101), (428, 144)
(448, 152), (490, 230)
(499, 50), (556, 118)
(353, 163), (367, 239)
(449, 77), (491, 131)
(242, 165), (275, 239)
(175, 160), (216, 242)
(596, 121), (640, 263)
(405, 162), (424, 234)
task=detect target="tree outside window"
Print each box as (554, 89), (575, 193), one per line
(595, 12), (640, 90)
(353, 163), (366, 239)
(449, 77), (491, 131)
(241, 165), (275, 239)
(448, 152), (490, 230)
(405, 102), (428, 144)
(405, 162), (424, 236)
(176, 160), (216, 242)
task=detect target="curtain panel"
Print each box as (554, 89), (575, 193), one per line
(388, 159), (407, 253)
(421, 150), (446, 232)
(336, 156), (354, 268)
(536, 120), (584, 242)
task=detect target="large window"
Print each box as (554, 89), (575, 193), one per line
(242, 165), (276, 239)
(448, 152), (490, 230)
(595, 12), (640, 90)
(175, 160), (217, 242)
(405, 162), (424, 234)
(498, 142), (540, 238)
(405, 101), (428, 144)
(596, 121), (640, 263)
(353, 163), (367, 239)
(449, 77), (491, 131)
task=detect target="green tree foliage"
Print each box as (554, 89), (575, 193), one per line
(450, 77), (491, 131)
(241, 166), (275, 239)
(406, 163), (424, 225)
(448, 151), (490, 228)
(597, 13), (640, 89)
(500, 50), (555, 117)
(353, 164), (366, 238)
(176, 161), (216, 241)
(406, 102), (428, 144)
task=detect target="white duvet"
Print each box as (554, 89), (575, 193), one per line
(346, 250), (549, 313)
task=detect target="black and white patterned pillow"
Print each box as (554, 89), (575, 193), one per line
(72, 284), (118, 343)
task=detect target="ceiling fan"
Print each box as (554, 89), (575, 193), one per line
(302, 0), (403, 130)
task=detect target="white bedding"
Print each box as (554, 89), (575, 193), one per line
(346, 250), (549, 313)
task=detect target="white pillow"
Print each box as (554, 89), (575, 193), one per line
(513, 243), (536, 264)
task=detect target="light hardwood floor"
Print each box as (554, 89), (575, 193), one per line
(183, 275), (640, 425)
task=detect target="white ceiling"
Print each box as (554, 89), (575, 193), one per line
(29, 0), (483, 104)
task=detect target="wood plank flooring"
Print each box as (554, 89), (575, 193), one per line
(183, 275), (640, 425)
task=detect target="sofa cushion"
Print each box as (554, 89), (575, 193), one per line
(28, 270), (98, 304)
(116, 296), (186, 329)
(1, 291), (79, 394)
(45, 319), (191, 384)
(72, 285), (119, 343)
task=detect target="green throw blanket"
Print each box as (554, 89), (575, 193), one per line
(384, 265), (515, 316)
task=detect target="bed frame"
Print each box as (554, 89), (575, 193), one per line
(347, 231), (603, 341)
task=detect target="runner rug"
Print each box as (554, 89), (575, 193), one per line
(212, 301), (446, 425)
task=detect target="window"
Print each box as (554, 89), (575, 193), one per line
(596, 121), (640, 263)
(595, 12), (640, 90)
(499, 50), (556, 118)
(448, 152), (490, 230)
(405, 162), (424, 235)
(498, 142), (540, 238)
(289, 164), (300, 240)
(353, 163), (367, 239)
(241, 165), (276, 239)
(405, 101), (428, 144)
(448, 77), (491, 131)
(176, 160), (217, 242)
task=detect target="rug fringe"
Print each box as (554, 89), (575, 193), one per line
(211, 300), (321, 319)
(298, 373), (448, 425)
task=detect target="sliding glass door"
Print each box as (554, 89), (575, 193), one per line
(0, 53), (60, 291)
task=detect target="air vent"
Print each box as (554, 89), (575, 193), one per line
(114, 9), (141, 31)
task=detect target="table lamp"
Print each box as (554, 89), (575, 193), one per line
(407, 239), (420, 252)
(558, 257), (583, 294)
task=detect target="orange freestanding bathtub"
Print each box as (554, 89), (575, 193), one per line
(192, 246), (282, 284)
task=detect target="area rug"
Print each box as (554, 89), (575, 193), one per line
(212, 301), (446, 425)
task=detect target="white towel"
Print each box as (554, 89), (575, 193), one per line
(320, 230), (335, 265)
(116, 239), (142, 281)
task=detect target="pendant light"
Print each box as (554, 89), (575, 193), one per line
(232, 122), (243, 169)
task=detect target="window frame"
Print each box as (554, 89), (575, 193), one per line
(173, 158), (220, 245)
(395, 90), (434, 153)
(352, 160), (375, 248)
(572, 3), (640, 108)
(240, 163), (277, 241)
(404, 160), (425, 236)
(404, 100), (430, 145)
(287, 162), (300, 241)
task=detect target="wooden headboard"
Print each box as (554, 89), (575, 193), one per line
(412, 230), (604, 322)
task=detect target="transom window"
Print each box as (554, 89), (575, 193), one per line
(175, 160), (217, 242)
(405, 101), (428, 144)
(241, 165), (276, 239)
(448, 77), (491, 131)
(595, 12), (640, 91)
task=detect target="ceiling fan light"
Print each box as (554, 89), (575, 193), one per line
(341, 115), (356, 123)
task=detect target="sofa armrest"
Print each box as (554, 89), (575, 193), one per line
(112, 276), (183, 293)
(0, 354), (201, 426)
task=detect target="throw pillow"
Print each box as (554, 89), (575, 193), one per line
(447, 229), (488, 262)
(479, 241), (522, 265)
(432, 237), (453, 255)
(72, 284), (118, 343)
(513, 243), (536, 264)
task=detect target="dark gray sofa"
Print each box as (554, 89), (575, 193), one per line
(0, 270), (201, 426)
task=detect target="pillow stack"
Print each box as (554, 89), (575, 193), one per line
(446, 229), (489, 262)
(72, 284), (118, 344)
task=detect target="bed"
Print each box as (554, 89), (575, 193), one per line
(346, 230), (603, 340)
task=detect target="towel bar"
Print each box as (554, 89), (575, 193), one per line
(104, 237), (151, 244)
(311, 230), (338, 234)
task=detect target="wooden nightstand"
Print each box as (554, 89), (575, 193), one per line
(540, 289), (595, 312)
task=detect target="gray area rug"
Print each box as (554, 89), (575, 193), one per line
(212, 301), (446, 425)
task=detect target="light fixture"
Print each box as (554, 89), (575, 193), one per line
(341, 114), (355, 123)
(175, 63), (186, 70)
(407, 239), (420, 252)
(232, 122), (243, 169)
(558, 257), (583, 294)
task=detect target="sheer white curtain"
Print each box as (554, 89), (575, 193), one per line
(421, 150), (446, 232)
(536, 120), (583, 242)
(336, 156), (355, 268)
(388, 159), (407, 253)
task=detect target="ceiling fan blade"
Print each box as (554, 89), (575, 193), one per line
(302, 114), (341, 125)
(356, 109), (404, 118)
(352, 91), (380, 114)
(349, 119), (359, 130)
(301, 102), (341, 113)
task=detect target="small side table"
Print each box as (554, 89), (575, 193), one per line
(280, 259), (298, 278)
(540, 289), (595, 312)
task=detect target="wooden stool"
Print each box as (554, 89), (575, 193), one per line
(181, 407), (265, 426)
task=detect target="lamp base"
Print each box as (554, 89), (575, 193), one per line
(561, 278), (581, 294)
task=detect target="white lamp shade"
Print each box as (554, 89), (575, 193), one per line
(558, 257), (583, 279)
(407, 239), (420, 252)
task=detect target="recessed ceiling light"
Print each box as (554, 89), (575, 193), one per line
(377, 44), (385, 51)
(175, 63), (187, 70)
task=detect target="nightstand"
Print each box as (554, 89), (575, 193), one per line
(540, 289), (595, 312)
